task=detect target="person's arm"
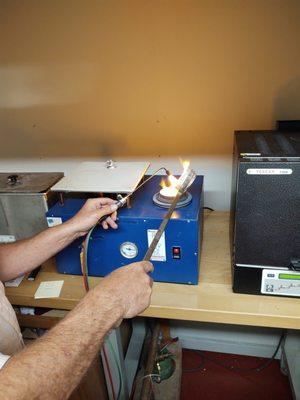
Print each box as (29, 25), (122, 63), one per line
(0, 198), (118, 281)
(0, 261), (153, 400)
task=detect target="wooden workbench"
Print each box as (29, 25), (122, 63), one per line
(5, 212), (300, 330)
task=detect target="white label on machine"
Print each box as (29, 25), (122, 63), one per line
(261, 269), (300, 297)
(247, 168), (292, 175)
(47, 217), (63, 227)
(0, 235), (15, 243)
(147, 230), (166, 262)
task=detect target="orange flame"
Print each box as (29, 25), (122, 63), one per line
(168, 175), (178, 187)
(160, 178), (167, 189)
(180, 159), (190, 171)
(160, 174), (179, 197)
(159, 159), (190, 197)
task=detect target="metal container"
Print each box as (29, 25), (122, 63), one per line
(0, 172), (63, 242)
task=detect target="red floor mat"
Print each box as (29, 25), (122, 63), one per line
(181, 349), (292, 400)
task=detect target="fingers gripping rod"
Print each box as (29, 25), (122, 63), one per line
(143, 168), (196, 262)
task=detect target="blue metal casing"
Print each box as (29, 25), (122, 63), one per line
(47, 176), (203, 284)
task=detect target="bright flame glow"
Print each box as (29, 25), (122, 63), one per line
(160, 174), (179, 197)
(181, 159), (190, 171)
(168, 175), (178, 186)
(160, 178), (167, 189)
(159, 159), (190, 197)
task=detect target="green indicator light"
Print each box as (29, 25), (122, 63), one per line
(279, 273), (300, 280)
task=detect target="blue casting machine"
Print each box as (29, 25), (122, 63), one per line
(47, 175), (204, 284)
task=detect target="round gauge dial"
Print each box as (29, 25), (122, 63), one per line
(120, 242), (138, 259)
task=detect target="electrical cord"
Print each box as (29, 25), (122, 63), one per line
(80, 230), (121, 400)
(80, 164), (173, 288)
(78, 165), (177, 399)
(203, 207), (215, 212)
(80, 164), (172, 284)
(183, 331), (285, 374)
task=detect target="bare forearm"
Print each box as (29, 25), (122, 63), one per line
(0, 222), (78, 281)
(0, 285), (122, 400)
(0, 198), (119, 281)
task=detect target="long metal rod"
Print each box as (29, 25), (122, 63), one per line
(143, 191), (182, 261)
(133, 167), (170, 193)
(116, 167), (170, 208)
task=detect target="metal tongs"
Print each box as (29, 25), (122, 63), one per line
(107, 165), (196, 262)
(143, 167), (197, 261)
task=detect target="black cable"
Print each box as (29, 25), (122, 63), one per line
(183, 331), (285, 374)
(252, 330), (285, 372)
(203, 207), (215, 212)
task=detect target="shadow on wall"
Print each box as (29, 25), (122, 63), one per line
(3, 75), (300, 158)
(273, 76), (300, 123)
(0, 104), (127, 158)
(0, 61), (233, 159)
(0, 101), (233, 158)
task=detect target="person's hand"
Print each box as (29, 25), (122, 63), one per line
(99, 261), (154, 319)
(66, 198), (118, 237)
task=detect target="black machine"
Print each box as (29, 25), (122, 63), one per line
(230, 121), (300, 297)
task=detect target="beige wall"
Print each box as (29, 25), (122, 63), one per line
(0, 0), (300, 158)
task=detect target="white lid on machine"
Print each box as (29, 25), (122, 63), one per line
(51, 161), (150, 194)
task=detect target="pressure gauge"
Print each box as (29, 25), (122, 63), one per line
(120, 242), (138, 259)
